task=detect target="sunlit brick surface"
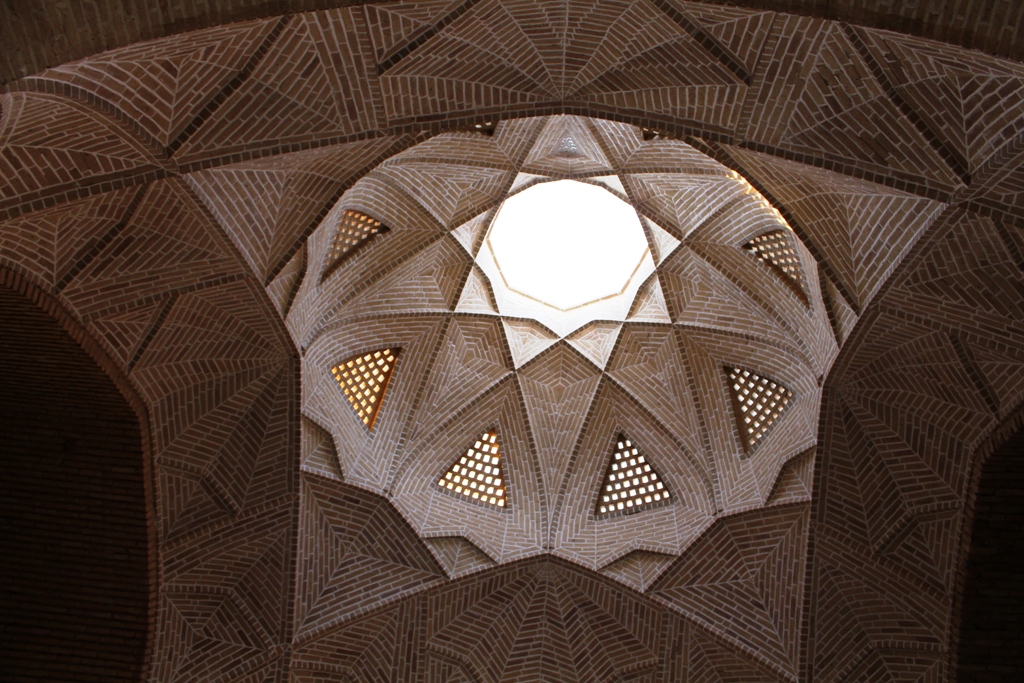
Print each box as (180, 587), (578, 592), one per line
(3, 2), (1024, 680)
(438, 430), (506, 508)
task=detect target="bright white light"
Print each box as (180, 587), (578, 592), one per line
(488, 180), (648, 310)
(476, 179), (655, 337)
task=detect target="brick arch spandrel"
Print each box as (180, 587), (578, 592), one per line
(6, 3), (1024, 230)
(15, 18), (284, 153)
(0, 265), (158, 682)
(0, 185), (140, 294)
(807, 198), (1024, 680)
(185, 137), (400, 283)
(172, 9), (384, 166)
(292, 472), (446, 641)
(0, 177), (299, 683)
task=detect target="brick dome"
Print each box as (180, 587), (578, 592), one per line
(3, 1), (1024, 681)
(297, 116), (832, 576)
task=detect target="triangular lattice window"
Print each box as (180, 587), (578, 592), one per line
(744, 230), (808, 302)
(330, 348), (399, 430)
(322, 209), (388, 280)
(438, 430), (507, 508)
(727, 366), (794, 453)
(596, 434), (670, 517)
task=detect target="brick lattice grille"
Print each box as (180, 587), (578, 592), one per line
(323, 209), (387, 279)
(745, 230), (807, 300)
(438, 430), (506, 508)
(597, 434), (670, 517)
(728, 367), (794, 453)
(330, 348), (399, 430)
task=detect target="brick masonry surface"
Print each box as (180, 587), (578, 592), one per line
(5, 1), (1024, 84)
(2, 1), (1024, 681)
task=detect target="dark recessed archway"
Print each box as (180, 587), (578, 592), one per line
(957, 423), (1024, 682)
(0, 280), (151, 682)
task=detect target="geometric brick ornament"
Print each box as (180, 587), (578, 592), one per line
(437, 429), (506, 509)
(322, 209), (389, 281)
(744, 229), (808, 303)
(727, 366), (794, 454)
(330, 348), (399, 430)
(596, 434), (670, 517)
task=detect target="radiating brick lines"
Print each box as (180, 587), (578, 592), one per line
(292, 117), (827, 598)
(4, 3), (1024, 681)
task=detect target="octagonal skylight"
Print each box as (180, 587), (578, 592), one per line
(475, 179), (655, 337)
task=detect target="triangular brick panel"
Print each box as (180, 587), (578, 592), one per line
(176, 9), (381, 163)
(681, 2), (775, 74)
(266, 244), (305, 318)
(650, 504), (809, 677)
(425, 536), (497, 578)
(517, 343), (602, 496)
(770, 23), (961, 187)
(376, 162), (511, 228)
(31, 19), (279, 148)
(411, 317), (511, 442)
(728, 146), (947, 310)
(301, 416), (343, 481)
(521, 115), (613, 175)
(607, 325), (702, 458)
(334, 236), (470, 318)
(0, 92), (163, 208)
(296, 475), (444, 636)
(365, 0), (465, 63)
(0, 186), (137, 290)
(600, 549), (677, 592)
(857, 27), (1024, 177)
(60, 179), (245, 319)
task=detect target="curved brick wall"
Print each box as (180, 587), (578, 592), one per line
(4, 0), (1024, 84)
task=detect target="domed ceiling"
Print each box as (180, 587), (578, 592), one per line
(293, 115), (836, 574)
(4, 1), (1024, 680)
